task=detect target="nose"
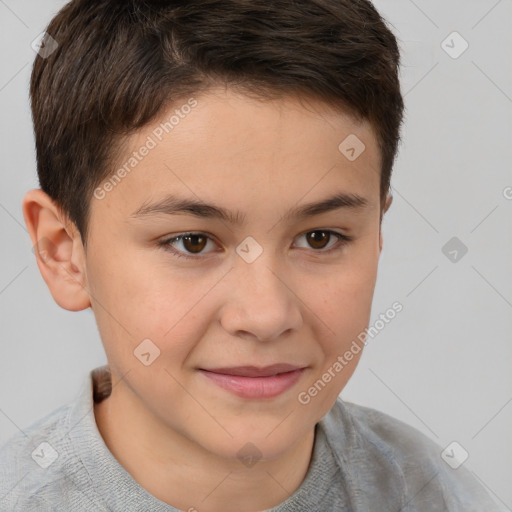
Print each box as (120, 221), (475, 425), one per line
(218, 254), (303, 342)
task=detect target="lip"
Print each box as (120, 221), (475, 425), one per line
(203, 364), (303, 377)
(198, 365), (306, 399)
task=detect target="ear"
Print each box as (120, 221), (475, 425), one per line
(379, 193), (393, 253)
(22, 189), (91, 311)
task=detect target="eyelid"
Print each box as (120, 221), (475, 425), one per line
(158, 229), (353, 260)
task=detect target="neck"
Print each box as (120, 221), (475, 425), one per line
(93, 383), (316, 512)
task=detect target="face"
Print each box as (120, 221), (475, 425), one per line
(82, 88), (385, 462)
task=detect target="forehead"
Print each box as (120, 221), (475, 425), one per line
(91, 88), (381, 225)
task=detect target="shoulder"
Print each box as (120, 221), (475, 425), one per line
(0, 402), (84, 511)
(340, 399), (440, 457)
(325, 399), (505, 511)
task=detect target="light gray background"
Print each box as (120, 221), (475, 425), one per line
(0, 0), (511, 509)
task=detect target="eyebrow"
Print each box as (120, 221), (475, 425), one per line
(130, 192), (370, 225)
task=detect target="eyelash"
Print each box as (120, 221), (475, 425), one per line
(158, 230), (353, 260)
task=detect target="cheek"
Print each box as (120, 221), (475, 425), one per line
(85, 248), (193, 357)
(310, 258), (378, 335)
(304, 242), (379, 379)
(298, 272), (372, 414)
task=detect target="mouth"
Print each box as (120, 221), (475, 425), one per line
(197, 364), (307, 399)
(200, 364), (304, 378)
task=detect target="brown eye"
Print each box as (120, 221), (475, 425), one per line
(182, 234), (207, 254)
(294, 230), (352, 253)
(306, 230), (331, 249)
(160, 229), (352, 261)
(160, 232), (217, 259)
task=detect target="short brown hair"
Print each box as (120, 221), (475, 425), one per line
(30, 0), (404, 246)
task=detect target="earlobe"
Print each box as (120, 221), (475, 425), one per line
(384, 193), (393, 214)
(22, 189), (91, 311)
(379, 193), (393, 253)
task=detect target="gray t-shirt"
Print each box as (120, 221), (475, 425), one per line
(0, 365), (504, 511)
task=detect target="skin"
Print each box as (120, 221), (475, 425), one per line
(23, 87), (392, 512)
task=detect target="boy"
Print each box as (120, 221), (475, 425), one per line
(0, 0), (504, 510)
